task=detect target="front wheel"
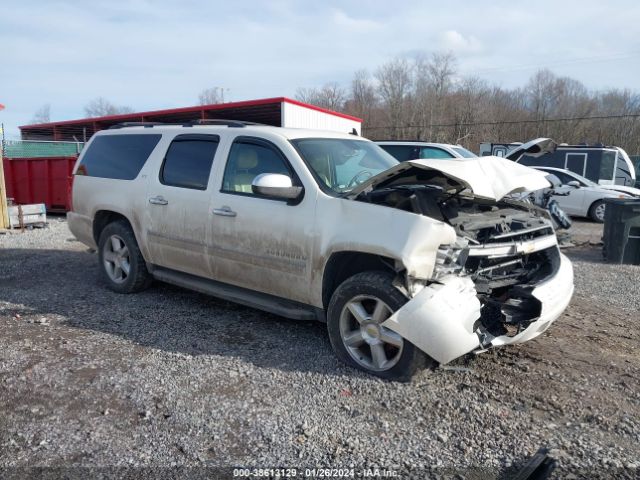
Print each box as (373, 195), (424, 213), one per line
(589, 200), (606, 223)
(327, 271), (430, 381)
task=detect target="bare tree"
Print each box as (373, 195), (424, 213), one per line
(295, 87), (319, 104)
(525, 69), (562, 136)
(295, 83), (347, 111)
(198, 87), (225, 105)
(375, 58), (414, 138)
(449, 77), (489, 145)
(31, 104), (51, 124)
(346, 70), (378, 123)
(427, 52), (456, 97)
(415, 52), (457, 141)
(293, 53), (640, 155)
(84, 97), (134, 117)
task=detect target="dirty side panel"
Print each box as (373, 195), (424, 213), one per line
(311, 197), (457, 307)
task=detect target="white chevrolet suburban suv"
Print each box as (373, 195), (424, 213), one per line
(68, 121), (574, 381)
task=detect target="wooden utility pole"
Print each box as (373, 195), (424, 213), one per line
(0, 121), (9, 229)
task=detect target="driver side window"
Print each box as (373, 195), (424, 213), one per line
(222, 141), (290, 194)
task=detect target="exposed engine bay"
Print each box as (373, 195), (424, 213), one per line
(358, 181), (561, 345)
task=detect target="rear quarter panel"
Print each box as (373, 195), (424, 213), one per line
(70, 132), (170, 260)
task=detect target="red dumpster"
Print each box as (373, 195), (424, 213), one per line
(2, 156), (78, 212)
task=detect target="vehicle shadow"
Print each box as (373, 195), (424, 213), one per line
(0, 247), (361, 378)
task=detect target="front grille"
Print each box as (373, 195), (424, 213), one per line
(471, 246), (560, 342)
(468, 246), (559, 294)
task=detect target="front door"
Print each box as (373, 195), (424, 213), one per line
(144, 134), (220, 278)
(208, 136), (315, 304)
(549, 170), (587, 215)
(552, 188), (586, 216)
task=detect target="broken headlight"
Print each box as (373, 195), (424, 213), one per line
(432, 238), (470, 280)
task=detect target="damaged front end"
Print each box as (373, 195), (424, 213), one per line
(436, 195), (563, 347)
(355, 162), (574, 364)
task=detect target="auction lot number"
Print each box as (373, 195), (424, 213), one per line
(233, 468), (356, 478)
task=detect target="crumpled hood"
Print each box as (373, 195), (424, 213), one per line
(348, 156), (552, 201)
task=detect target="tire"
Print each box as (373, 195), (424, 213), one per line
(97, 220), (152, 293)
(589, 200), (606, 223)
(327, 271), (431, 381)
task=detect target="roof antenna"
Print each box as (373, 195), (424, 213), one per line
(350, 128), (358, 136)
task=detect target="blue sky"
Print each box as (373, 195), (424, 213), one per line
(1, 0), (640, 138)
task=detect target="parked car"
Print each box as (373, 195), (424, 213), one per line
(532, 166), (635, 222)
(376, 141), (477, 160)
(378, 138), (558, 163)
(68, 122), (574, 380)
(482, 139), (638, 187)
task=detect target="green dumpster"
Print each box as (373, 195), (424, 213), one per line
(602, 198), (640, 265)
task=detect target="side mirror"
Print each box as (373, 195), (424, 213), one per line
(251, 173), (303, 200)
(567, 180), (580, 188)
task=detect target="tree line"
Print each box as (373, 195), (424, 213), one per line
(295, 53), (640, 155)
(28, 53), (640, 155)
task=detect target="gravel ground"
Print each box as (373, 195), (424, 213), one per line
(0, 217), (639, 479)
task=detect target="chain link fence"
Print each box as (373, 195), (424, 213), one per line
(2, 140), (84, 159)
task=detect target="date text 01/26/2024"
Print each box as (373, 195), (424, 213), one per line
(233, 468), (399, 478)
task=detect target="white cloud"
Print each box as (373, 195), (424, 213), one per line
(331, 9), (382, 32)
(438, 30), (483, 55)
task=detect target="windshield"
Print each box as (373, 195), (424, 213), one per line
(565, 170), (599, 187)
(292, 138), (398, 193)
(451, 146), (477, 158)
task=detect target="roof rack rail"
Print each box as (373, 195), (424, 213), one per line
(109, 122), (165, 129)
(108, 119), (267, 130)
(184, 119), (264, 128)
(374, 139), (437, 143)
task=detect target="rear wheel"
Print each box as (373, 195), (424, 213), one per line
(589, 200), (606, 223)
(98, 220), (151, 293)
(327, 271), (430, 381)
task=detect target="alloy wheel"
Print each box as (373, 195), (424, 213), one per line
(338, 295), (404, 371)
(102, 234), (131, 284)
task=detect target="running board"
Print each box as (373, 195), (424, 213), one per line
(151, 267), (318, 321)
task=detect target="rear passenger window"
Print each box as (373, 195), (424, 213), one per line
(76, 134), (161, 180)
(161, 135), (219, 190)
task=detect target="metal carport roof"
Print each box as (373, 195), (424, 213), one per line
(19, 97), (362, 141)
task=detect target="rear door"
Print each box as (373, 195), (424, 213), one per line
(144, 134), (220, 278)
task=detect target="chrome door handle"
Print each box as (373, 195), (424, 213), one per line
(149, 196), (168, 205)
(213, 206), (237, 217)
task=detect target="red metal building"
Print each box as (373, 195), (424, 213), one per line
(6, 97), (361, 212)
(19, 97), (362, 141)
